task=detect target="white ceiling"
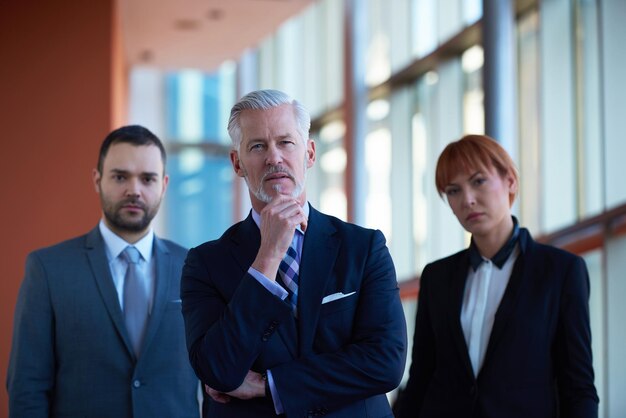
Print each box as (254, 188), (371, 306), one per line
(119, 0), (315, 71)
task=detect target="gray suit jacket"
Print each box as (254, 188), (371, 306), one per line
(7, 227), (200, 418)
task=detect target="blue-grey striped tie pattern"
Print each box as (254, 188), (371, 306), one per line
(278, 238), (300, 315)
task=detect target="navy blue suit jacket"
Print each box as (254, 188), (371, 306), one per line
(394, 228), (598, 418)
(7, 227), (200, 418)
(181, 206), (407, 417)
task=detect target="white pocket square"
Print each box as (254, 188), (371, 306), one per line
(321, 291), (356, 304)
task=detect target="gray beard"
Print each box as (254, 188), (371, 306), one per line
(245, 174), (305, 203)
(242, 156), (308, 203)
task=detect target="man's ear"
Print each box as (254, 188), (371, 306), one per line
(306, 139), (316, 168)
(230, 150), (245, 177)
(162, 174), (169, 195)
(92, 168), (101, 193)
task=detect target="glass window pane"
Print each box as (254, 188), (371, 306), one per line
(412, 63), (466, 267)
(411, 0), (437, 58)
(323, 0), (344, 111)
(601, 0), (626, 208)
(365, 0), (391, 86)
(517, 10), (541, 233)
(276, 17), (305, 99)
(313, 120), (347, 221)
(437, 0), (463, 44)
(364, 126), (392, 238)
(164, 69), (234, 144)
(166, 153), (233, 248)
(389, 0), (412, 72)
(576, 0), (602, 217)
(389, 89), (415, 279)
(462, 45), (484, 135)
(463, 0), (482, 25)
(540, 0), (577, 232)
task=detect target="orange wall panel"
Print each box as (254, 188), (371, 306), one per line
(0, 1), (117, 415)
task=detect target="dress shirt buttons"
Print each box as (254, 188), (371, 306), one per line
(133, 380), (141, 388)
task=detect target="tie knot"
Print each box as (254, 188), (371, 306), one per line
(122, 246), (141, 264)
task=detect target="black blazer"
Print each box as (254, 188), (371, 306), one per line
(181, 206), (407, 417)
(394, 228), (598, 418)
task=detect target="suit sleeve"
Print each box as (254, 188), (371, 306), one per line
(555, 255), (599, 418)
(271, 230), (407, 416)
(7, 253), (55, 418)
(181, 246), (293, 391)
(392, 264), (436, 418)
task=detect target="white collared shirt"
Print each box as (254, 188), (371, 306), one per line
(460, 245), (519, 376)
(99, 219), (156, 313)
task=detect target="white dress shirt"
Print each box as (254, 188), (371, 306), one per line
(460, 218), (521, 377)
(460, 246), (518, 376)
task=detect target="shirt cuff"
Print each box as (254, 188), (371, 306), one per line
(266, 370), (284, 414)
(248, 267), (288, 300)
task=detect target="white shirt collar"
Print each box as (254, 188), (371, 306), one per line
(98, 219), (154, 262)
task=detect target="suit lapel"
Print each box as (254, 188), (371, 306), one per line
(297, 208), (340, 357)
(139, 236), (171, 358)
(483, 229), (532, 366)
(447, 251), (477, 380)
(86, 227), (135, 358)
(231, 214), (299, 358)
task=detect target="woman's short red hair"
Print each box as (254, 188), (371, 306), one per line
(435, 134), (519, 205)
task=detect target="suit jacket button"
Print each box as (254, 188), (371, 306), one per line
(133, 380), (141, 388)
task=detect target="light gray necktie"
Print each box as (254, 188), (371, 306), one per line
(122, 246), (149, 357)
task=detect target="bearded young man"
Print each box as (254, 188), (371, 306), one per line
(7, 125), (201, 418)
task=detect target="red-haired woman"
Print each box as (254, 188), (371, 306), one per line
(394, 135), (598, 418)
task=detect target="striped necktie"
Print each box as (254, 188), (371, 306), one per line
(278, 235), (300, 315)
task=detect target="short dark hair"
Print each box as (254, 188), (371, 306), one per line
(97, 125), (166, 173)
